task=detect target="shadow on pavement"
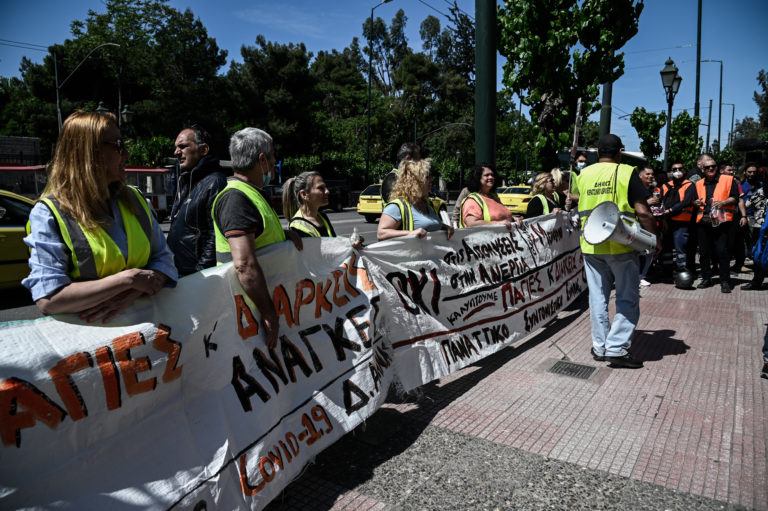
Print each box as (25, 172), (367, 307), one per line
(633, 329), (690, 362)
(264, 293), (591, 510)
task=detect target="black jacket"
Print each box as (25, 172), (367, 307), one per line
(167, 155), (228, 276)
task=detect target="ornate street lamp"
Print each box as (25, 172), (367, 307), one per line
(366, 0), (394, 178)
(660, 58), (682, 172)
(95, 101), (110, 113)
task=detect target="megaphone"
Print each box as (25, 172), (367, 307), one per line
(582, 201), (657, 254)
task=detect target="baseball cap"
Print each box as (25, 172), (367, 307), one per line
(597, 134), (623, 154)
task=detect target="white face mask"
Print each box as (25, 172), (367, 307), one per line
(672, 170), (683, 180)
(576, 161), (586, 170)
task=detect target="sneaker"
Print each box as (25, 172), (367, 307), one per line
(740, 266), (752, 273)
(743, 282), (763, 291)
(762, 361), (768, 379)
(697, 279), (714, 289)
(605, 353), (644, 369)
(721, 282), (732, 294)
(591, 348), (606, 362)
(640, 279), (651, 287)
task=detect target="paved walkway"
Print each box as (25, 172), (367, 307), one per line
(265, 267), (767, 511)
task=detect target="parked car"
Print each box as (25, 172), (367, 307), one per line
(324, 179), (350, 212)
(357, 183), (447, 224)
(0, 189), (34, 288)
(263, 184), (284, 215)
(357, 184), (382, 223)
(497, 185), (532, 215)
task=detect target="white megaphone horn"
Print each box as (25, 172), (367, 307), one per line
(582, 201), (657, 254)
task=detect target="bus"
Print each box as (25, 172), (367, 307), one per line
(0, 165), (175, 221)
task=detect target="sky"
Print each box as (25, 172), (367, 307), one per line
(1, 0), (766, 157)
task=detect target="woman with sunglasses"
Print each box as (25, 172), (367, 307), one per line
(525, 171), (565, 218)
(23, 110), (177, 323)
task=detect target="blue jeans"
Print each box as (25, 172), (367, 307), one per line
(584, 252), (640, 357)
(670, 221), (692, 270)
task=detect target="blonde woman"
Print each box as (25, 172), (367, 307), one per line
(283, 171), (337, 238)
(377, 159), (453, 241)
(23, 111), (177, 323)
(525, 172), (565, 218)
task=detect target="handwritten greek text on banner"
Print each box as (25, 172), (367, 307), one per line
(0, 213), (584, 510)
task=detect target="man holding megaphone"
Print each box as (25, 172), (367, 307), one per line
(576, 134), (661, 369)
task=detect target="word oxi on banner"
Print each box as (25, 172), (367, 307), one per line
(0, 213), (584, 510)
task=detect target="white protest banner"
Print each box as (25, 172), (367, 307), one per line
(0, 213), (583, 510)
(362, 212), (584, 390)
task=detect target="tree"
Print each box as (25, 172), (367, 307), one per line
(734, 117), (762, 140)
(3, 0), (228, 157)
(225, 36), (319, 157)
(755, 69), (767, 131)
(497, 0), (644, 167)
(629, 107), (667, 168)
(668, 111), (702, 169)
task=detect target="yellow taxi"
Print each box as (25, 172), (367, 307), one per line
(357, 183), (448, 224)
(357, 183), (383, 223)
(497, 185), (532, 215)
(0, 189), (34, 289)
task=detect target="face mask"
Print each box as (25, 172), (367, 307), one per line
(263, 171), (272, 187)
(576, 161), (586, 170)
(672, 171), (683, 179)
(651, 180), (657, 188)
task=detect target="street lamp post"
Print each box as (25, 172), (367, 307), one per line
(366, 0), (393, 178)
(660, 57), (682, 172)
(701, 59), (723, 148)
(722, 102), (735, 148)
(54, 42), (120, 132)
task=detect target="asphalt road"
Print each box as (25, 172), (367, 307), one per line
(0, 206), (386, 323)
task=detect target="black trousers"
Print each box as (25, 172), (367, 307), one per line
(697, 221), (733, 283)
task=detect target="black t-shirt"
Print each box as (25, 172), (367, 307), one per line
(213, 177), (271, 239)
(290, 211), (336, 238)
(627, 171), (651, 205)
(525, 192), (566, 218)
(676, 175), (740, 215)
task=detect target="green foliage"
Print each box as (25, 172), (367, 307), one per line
(282, 155), (321, 176)
(668, 111), (702, 169)
(497, 0), (643, 167)
(629, 107), (667, 168)
(712, 145), (738, 168)
(127, 136), (174, 166)
(755, 69), (767, 131)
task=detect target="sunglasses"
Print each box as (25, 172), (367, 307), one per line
(702, 164), (717, 171)
(104, 139), (128, 153)
(671, 166), (684, 171)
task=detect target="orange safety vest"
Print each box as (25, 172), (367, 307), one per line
(694, 175), (736, 223)
(662, 179), (695, 222)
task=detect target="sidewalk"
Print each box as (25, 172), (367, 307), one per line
(265, 268), (767, 511)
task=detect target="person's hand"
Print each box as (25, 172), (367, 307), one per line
(79, 289), (144, 324)
(739, 217), (748, 227)
(126, 269), (166, 296)
(552, 207), (562, 214)
(261, 307), (279, 349)
(694, 198), (705, 208)
(711, 200), (725, 208)
(512, 215), (524, 227)
(444, 225), (454, 240)
(647, 195), (660, 205)
(352, 239), (364, 251)
(285, 230), (304, 251)
(412, 228), (428, 239)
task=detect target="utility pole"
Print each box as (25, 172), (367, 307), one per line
(705, 99), (712, 151)
(475, 0), (496, 165)
(598, 83), (612, 138)
(694, 0), (702, 133)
